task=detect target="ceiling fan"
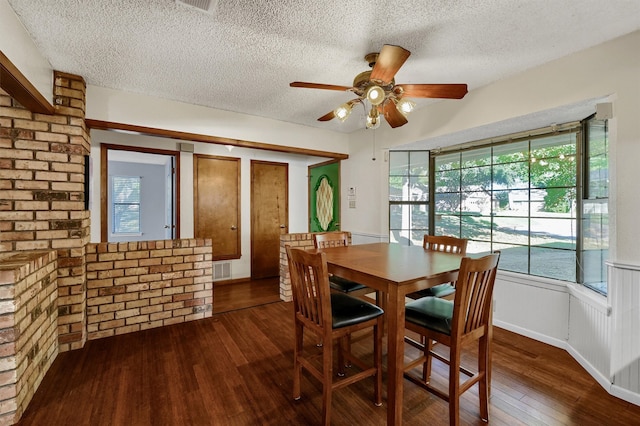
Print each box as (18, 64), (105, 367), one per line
(290, 44), (468, 129)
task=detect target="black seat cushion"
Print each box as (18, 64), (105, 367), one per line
(413, 283), (455, 299)
(331, 293), (384, 329)
(405, 296), (454, 335)
(329, 275), (368, 293)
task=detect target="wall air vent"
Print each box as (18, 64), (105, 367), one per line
(213, 262), (231, 281)
(176, 0), (217, 14)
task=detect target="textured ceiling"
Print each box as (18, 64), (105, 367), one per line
(7, 0), (640, 134)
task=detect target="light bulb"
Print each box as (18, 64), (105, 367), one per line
(334, 102), (352, 122)
(366, 86), (385, 106)
(366, 106), (381, 129)
(396, 98), (416, 116)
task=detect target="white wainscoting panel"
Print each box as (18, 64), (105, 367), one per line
(567, 286), (611, 388)
(492, 272), (569, 347)
(609, 262), (640, 394)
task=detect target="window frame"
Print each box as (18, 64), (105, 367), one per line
(389, 116), (609, 294)
(388, 150), (430, 246)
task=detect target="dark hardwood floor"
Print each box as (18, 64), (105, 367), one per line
(17, 282), (640, 425)
(213, 277), (281, 314)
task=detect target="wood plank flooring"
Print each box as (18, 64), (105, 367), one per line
(213, 278), (281, 314)
(17, 284), (640, 425)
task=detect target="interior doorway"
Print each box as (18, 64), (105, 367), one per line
(250, 160), (288, 279)
(101, 144), (179, 242)
(193, 154), (241, 260)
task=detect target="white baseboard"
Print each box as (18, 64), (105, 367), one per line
(611, 384), (640, 406)
(493, 320), (567, 350)
(566, 344), (613, 393)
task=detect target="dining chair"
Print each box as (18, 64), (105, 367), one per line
(313, 232), (378, 303)
(403, 252), (500, 426)
(286, 246), (384, 426)
(408, 235), (468, 300)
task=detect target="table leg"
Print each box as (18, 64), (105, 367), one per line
(386, 286), (404, 425)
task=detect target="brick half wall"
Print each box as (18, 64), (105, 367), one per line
(279, 232), (351, 302)
(0, 250), (58, 426)
(85, 239), (212, 340)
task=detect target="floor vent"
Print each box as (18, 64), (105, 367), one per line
(213, 262), (231, 281)
(176, 0), (217, 14)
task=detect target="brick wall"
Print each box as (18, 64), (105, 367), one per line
(279, 232), (351, 302)
(0, 72), (90, 351)
(0, 250), (57, 426)
(85, 239), (213, 340)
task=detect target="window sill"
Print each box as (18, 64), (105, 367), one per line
(496, 270), (569, 292)
(110, 232), (143, 237)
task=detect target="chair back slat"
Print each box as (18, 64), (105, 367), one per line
(423, 235), (468, 255)
(313, 232), (350, 249)
(286, 246), (332, 329)
(451, 252), (500, 337)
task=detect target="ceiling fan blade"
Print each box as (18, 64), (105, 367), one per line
(290, 81), (352, 92)
(383, 101), (408, 128)
(370, 45), (411, 84)
(317, 110), (335, 121)
(397, 84), (468, 99)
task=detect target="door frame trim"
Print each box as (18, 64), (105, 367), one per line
(100, 143), (181, 242)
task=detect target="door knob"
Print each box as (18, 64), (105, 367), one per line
(231, 225), (237, 230)
(280, 224), (286, 229)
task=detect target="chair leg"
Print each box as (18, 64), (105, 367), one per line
(337, 336), (346, 377)
(449, 344), (462, 426)
(374, 316), (383, 406)
(478, 336), (490, 422)
(322, 338), (333, 426)
(345, 333), (352, 368)
(422, 337), (434, 383)
(293, 322), (303, 400)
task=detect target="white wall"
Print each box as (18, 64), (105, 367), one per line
(0, 0), (53, 104)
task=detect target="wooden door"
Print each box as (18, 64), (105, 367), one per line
(251, 161), (288, 279)
(194, 155), (240, 260)
(309, 160), (340, 232)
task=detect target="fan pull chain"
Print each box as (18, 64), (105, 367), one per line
(372, 130), (376, 161)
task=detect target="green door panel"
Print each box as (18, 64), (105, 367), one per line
(309, 161), (340, 232)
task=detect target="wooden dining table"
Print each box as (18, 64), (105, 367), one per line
(313, 242), (464, 425)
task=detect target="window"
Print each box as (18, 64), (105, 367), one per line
(581, 117), (609, 294)
(389, 117), (609, 294)
(433, 131), (578, 282)
(111, 176), (141, 234)
(389, 151), (429, 246)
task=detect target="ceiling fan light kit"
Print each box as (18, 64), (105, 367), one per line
(290, 44), (468, 130)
